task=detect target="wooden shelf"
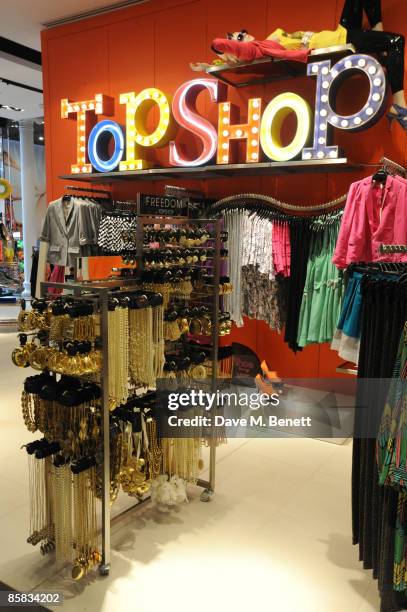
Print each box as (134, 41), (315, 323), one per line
(205, 44), (356, 88)
(60, 158), (362, 184)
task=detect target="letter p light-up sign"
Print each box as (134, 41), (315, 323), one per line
(61, 53), (387, 174)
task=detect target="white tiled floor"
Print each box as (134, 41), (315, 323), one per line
(0, 332), (380, 611)
(0, 302), (20, 322)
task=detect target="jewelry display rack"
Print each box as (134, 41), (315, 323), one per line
(132, 215), (222, 504)
(37, 215), (222, 577)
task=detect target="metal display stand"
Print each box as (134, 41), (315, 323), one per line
(39, 278), (136, 576)
(38, 215), (222, 576)
(135, 216), (222, 502)
(59, 158), (359, 184)
(205, 44), (356, 88)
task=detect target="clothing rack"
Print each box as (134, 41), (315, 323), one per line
(209, 157), (407, 216)
(379, 156), (407, 177)
(336, 258), (407, 376)
(64, 185), (111, 197)
(209, 192), (347, 216)
(348, 262), (407, 276)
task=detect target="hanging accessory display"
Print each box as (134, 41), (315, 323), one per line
(145, 416), (162, 480)
(26, 451), (54, 548)
(72, 467), (100, 580)
(152, 303), (165, 379)
(119, 421), (149, 497)
(150, 474), (188, 510)
(21, 390), (40, 433)
(15, 213), (223, 581)
(108, 301), (129, 410)
(51, 462), (73, 563)
(129, 305), (155, 388)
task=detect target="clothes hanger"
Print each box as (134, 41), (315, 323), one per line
(372, 168), (388, 184)
(397, 271), (407, 286)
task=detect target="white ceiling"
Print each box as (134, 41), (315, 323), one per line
(0, 0), (129, 121)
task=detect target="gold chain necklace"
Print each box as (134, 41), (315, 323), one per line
(129, 308), (155, 388)
(146, 418), (162, 479)
(108, 307), (129, 410)
(72, 467), (99, 580)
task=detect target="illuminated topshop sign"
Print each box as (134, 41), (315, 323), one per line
(61, 53), (386, 174)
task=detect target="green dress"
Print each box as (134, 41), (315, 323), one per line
(297, 220), (344, 347)
(377, 324), (407, 591)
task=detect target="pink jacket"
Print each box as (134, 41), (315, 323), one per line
(272, 222), (291, 276)
(211, 38), (310, 63)
(333, 175), (407, 268)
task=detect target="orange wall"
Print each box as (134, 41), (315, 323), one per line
(41, 0), (407, 378)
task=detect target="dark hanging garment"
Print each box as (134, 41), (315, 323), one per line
(284, 220), (312, 352)
(352, 273), (407, 612)
(30, 248), (39, 298)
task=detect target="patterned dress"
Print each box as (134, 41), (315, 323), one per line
(377, 323), (407, 592)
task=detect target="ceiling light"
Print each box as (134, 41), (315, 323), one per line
(0, 77), (42, 94)
(43, 0), (149, 27)
(0, 104), (24, 112)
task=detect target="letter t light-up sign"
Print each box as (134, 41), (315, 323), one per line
(61, 94), (114, 174)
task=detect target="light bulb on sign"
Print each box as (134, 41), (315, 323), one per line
(217, 97), (262, 164)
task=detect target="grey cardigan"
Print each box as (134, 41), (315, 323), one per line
(40, 197), (82, 267)
(41, 197), (103, 266)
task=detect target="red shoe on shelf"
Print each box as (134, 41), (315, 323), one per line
(261, 360), (282, 383)
(259, 360), (285, 395)
(255, 373), (277, 396)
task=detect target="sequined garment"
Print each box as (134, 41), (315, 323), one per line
(241, 265), (287, 332)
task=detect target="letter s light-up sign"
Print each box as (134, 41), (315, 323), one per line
(61, 54), (386, 174)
